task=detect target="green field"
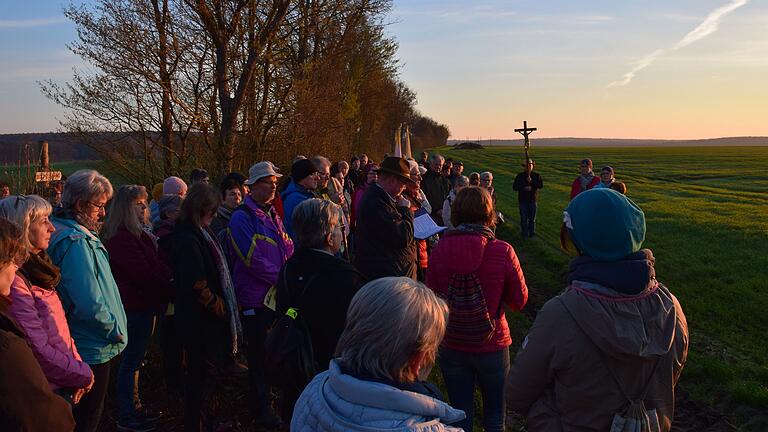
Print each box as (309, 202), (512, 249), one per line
(447, 145), (768, 425)
(1, 160), (128, 191)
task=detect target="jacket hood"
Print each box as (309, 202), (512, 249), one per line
(568, 249), (656, 295)
(561, 250), (679, 360)
(309, 360), (465, 430)
(434, 228), (494, 274)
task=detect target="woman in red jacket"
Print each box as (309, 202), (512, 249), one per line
(103, 185), (171, 431)
(426, 186), (528, 432)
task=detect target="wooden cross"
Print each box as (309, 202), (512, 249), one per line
(514, 120), (537, 162)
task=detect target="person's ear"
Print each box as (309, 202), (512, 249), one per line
(405, 350), (428, 382)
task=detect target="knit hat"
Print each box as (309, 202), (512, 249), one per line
(291, 159), (317, 182)
(563, 188), (645, 261)
(151, 183), (164, 202)
(158, 195), (182, 219)
(163, 176), (188, 196)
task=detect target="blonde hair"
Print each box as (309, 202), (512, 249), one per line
(336, 277), (449, 383)
(101, 185), (148, 241)
(0, 195), (52, 252)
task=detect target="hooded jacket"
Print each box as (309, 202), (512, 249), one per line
(506, 250), (689, 431)
(291, 360), (465, 431)
(48, 216), (128, 365)
(281, 180), (317, 237)
(426, 227), (528, 353)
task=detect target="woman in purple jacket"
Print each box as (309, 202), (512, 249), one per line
(103, 185), (171, 431)
(1, 195), (94, 403)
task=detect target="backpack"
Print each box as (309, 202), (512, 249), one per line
(443, 241), (504, 347)
(561, 299), (662, 432)
(263, 263), (319, 389)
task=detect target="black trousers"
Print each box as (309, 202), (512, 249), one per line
(241, 308), (276, 418)
(159, 314), (185, 391)
(74, 358), (113, 432)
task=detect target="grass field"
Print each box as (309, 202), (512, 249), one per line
(446, 145), (768, 426)
(1, 160), (127, 191)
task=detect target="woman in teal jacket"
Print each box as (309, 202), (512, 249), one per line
(47, 169), (127, 432)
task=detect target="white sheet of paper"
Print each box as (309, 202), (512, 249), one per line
(414, 212), (447, 239)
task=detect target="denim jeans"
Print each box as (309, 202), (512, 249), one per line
(439, 347), (510, 432)
(519, 201), (537, 237)
(116, 310), (156, 421)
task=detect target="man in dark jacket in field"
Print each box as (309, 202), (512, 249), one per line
(512, 159), (544, 238)
(354, 157), (417, 280)
(420, 153), (451, 225)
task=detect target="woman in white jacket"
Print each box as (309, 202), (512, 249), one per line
(291, 277), (465, 431)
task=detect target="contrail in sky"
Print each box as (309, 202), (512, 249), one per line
(608, 0), (750, 87)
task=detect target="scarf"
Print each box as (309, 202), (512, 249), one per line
(568, 249), (657, 295)
(19, 252), (61, 291)
(579, 172), (595, 191)
(449, 223), (496, 239)
(54, 207), (103, 233)
(199, 226), (243, 354)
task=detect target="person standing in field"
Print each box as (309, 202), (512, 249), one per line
(426, 186), (528, 432)
(354, 157), (417, 280)
(421, 154), (451, 224)
(506, 188), (689, 431)
(594, 166), (616, 189)
(102, 185), (171, 431)
(1, 195), (94, 407)
(512, 159), (544, 238)
(570, 158), (599, 199)
(0, 181), (11, 199)
(229, 162), (293, 428)
(442, 175), (469, 230)
(0, 218), (76, 432)
(47, 169), (127, 432)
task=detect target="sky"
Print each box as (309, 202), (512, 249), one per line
(1, 0), (766, 139)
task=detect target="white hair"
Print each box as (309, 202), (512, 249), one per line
(61, 169), (114, 210)
(0, 195), (52, 251)
(336, 277), (449, 383)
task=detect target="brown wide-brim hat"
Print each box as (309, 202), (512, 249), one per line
(376, 156), (416, 184)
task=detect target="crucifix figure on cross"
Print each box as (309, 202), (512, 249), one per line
(514, 120), (537, 163)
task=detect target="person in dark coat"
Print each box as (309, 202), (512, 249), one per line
(0, 217), (76, 432)
(160, 183), (241, 432)
(274, 198), (365, 421)
(421, 154), (451, 224)
(102, 185), (172, 430)
(512, 159), (544, 238)
(354, 157), (417, 280)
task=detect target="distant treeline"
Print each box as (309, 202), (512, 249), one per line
(449, 137), (768, 148)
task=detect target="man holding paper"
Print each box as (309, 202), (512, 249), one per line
(354, 157), (418, 280)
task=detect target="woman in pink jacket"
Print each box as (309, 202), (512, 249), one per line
(426, 186), (528, 432)
(0, 194), (94, 403)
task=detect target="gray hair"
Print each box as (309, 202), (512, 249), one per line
(292, 198), (340, 250)
(61, 169), (114, 210)
(311, 155), (331, 171)
(0, 195), (52, 251)
(430, 154), (445, 164)
(336, 277), (449, 383)
(480, 171), (493, 180)
(456, 175), (470, 188)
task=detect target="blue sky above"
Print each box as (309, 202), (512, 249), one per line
(1, 0), (766, 139)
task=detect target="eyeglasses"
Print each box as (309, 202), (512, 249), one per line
(258, 179), (279, 187)
(88, 201), (108, 211)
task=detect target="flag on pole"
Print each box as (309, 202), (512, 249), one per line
(404, 125), (412, 159)
(393, 124), (402, 157)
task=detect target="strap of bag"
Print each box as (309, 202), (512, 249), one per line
(559, 298), (661, 403)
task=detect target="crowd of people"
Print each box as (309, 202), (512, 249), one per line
(0, 151), (688, 432)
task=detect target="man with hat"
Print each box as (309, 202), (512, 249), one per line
(354, 156), (417, 280)
(448, 160), (464, 189)
(228, 161), (294, 427)
(513, 159), (544, 238)
(594, 166), (616, 189)
(569, 158), (600, 199)
(281, 158), (319, 237)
